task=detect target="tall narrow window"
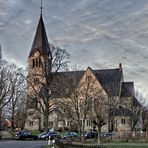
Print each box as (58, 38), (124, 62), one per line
(87, 76), (92, 82)
(49, 121), (53, 127)
(121, 118), (126, 124)
(34, 78), (40, 85)
(51, 121), (53, 127)
(39, 57), (41, 67)
(86, 120), (89, 126)
(29, 121), (33, 126)
(36, 58), (38, 67)
(67, 121), (70, 126)
(32, 59), (35, 68)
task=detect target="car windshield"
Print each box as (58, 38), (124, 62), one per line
(41, 131), (48, 135)
(66, 132), (77, 135)
(24, 131), (31, 135)
(47, 131), (58, 135)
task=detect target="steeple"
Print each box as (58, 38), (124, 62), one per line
(40, 0), (43, 15)
(28, 13), (50, 58)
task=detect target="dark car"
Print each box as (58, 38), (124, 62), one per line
(63, 132), (78, 139)
(84, 131), (98, 139)
(38, 131), (48, 139)
(39, 131), (62, 140)
(100, 132), (112, 138)
(15, 131), (38, 140)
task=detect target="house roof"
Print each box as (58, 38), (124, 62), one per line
(51, 68), (123, 97)
(115, 106), (131, 116)
(133, 96), (142, 107)
(121, 82), (135, 97)
(94, 68), (123, 96)
(51, 71), (84, 97)
(28, 14), (50, 58)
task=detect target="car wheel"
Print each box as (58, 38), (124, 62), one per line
(20, 137), (24, 140)
(34, 137), (38, 140)
(19, 137), (23, 140)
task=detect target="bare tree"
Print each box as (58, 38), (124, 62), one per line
(6, 64), (26, 130)
(58, 77), (92, 138)
(142, 107), (148, 131)
(0, 61), (15, 134)
(57, 68), (106, 141)
(92, 91), (108, 144)
(105, 83), (119, 132)
(14, 93), (27, 130)
(131, 90), (143, 131)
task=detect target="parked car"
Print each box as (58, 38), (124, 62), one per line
(38, 131), (48, 139)
(39, 131), (62, 140)
(63, 132), (78, 139)
(84, 131), (98, 139)
(100, 132), (113, 138)
(15, 130), (38, 140)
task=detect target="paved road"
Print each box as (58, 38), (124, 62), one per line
(0, 140), (47, 148)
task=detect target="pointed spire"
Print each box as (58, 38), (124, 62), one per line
(40, 0), (43, 15)
(29, 14), (50, 58)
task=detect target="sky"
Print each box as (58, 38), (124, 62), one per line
(0, 0), (148, 102)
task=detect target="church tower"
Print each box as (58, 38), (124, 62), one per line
(28, 13), (51, 94)
(25, 7), (52, 130)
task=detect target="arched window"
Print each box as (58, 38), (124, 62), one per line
(39, 57), (41, 67)
(36, 58), (38, 67)
(32, 59), (35, 68)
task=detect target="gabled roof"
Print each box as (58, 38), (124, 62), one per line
(51, 68), (123, 97)
(51, 71), (84, 97)
(94, 68), (123, 96)
(115, 106), (131, 116)
(133, 96), (142, 107)
(28, 14), (50, 57)
(121, 82), (135, 97)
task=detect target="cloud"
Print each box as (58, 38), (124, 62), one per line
(0, 0), (148, 101)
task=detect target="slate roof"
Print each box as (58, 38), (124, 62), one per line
(28, 14), (50, 58)
(133, 96), (142, 107)
(121, 82), (135, 97)
(51, 71), (84, 97)
(94, 68), (123, 96)
(115, 106), (132, 116)
(51, 68), (123, 97)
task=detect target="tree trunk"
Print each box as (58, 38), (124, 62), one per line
(11, 108), (15, 131)
(0, 108), (2, 139)
(81, 119), (85, 143)
(39, 117), (41, 131)
(44, 113), (49, 131)
(97, 125), (101, 145)
(78, 123), (82, 142)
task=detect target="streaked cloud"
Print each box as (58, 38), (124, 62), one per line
(0, 0), (148, 102)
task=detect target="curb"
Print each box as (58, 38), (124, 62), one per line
(0, 138), (15, 141)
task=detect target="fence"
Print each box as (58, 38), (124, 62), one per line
(56, 140), (115, 148)
(56, 143), (148, 148)
(109, 131), (148, 142)
(55, 131), (148, 148)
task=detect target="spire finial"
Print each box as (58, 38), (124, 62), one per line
(40, 0), (43, 14)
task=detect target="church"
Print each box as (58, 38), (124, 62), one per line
(25, 10), (142, 132)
